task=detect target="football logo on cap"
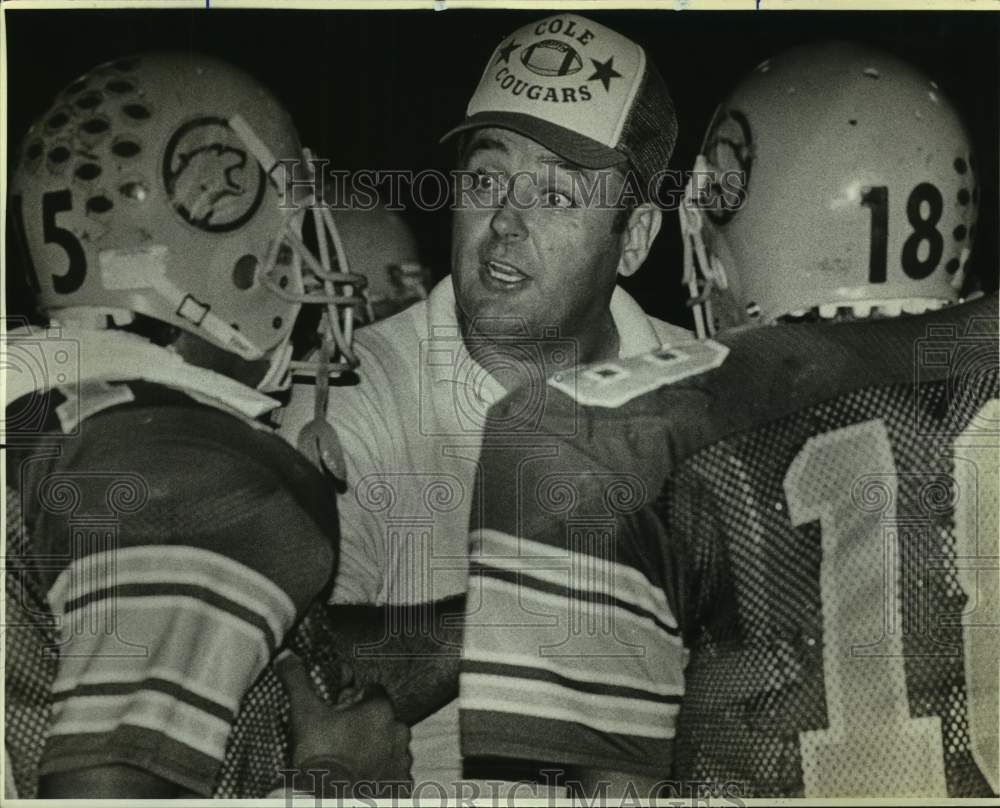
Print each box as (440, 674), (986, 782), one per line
(520, 40), (584, 77)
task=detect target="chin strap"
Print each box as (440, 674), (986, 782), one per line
(294, 319), (348, 480)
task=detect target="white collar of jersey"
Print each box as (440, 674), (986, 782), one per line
(3, 325), (280, 420)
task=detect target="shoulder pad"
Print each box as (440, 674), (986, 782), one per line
(55, 380), (135, 434)
(548, 340), (729, 409)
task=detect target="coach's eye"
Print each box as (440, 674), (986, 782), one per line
(542, 190), (574, 209)
(474, 170), (499, 191)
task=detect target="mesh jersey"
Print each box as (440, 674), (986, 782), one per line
(4, 380), (341, 797)
(460, 295), (999, 798)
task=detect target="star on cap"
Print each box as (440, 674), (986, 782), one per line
(496, 39), (521, 65)
(588, 56), (623, 92)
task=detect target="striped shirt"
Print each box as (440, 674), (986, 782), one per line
(5, 330), (338, 796)
(460, 377), (689, 777)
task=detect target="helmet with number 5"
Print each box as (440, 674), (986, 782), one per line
(10, 51), (365, 388)
(680, 40), (977, 337)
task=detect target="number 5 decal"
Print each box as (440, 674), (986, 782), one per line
(42, 189), (87, 294)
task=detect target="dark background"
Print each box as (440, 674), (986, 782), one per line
(6, 8), (999, 330)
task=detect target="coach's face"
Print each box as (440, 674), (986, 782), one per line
(451, 128), (653, 361)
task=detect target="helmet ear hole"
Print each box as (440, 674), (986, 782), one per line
(232, 254), (259, 290)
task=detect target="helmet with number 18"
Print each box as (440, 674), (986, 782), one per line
(680, 40), (978, 337)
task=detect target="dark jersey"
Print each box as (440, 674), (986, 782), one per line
(5, 380), (341, 797)
(460, 295), (998, 798)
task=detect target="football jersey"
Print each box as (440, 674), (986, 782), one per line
(5, 379), (340, 797)
(460, 294), (999, 798)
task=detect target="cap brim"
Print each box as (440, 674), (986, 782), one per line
(440, 111), (628, 170)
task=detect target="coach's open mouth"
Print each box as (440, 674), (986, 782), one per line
(482, 260), (529, 288)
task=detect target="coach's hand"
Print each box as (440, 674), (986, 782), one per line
(277, 652), (412, 796)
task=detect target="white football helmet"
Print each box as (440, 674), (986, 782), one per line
(680, 40), (977, 337)
(10, 51), (365, 389)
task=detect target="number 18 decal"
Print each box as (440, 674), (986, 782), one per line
(862, 183), (948, 283)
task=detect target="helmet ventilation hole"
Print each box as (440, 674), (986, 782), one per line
(232, 255), (259, 290)
(75, 163), (102, 181)
(86, 195), (113, 214)
(272, 316), (283, 330)
(123, 103), (151, 121)
(81, 117), (110, 135)
(746, 302), (761, 319)
(46, 110), (71, 131)
(112, 139), (142, 158)
(75, 92), (103, 111)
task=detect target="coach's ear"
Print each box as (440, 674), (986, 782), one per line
(617, 203), (662, 278)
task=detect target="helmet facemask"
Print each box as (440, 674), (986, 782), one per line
(230, 115), (368, 392)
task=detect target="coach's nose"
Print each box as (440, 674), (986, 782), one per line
(490, 195), (527, 242)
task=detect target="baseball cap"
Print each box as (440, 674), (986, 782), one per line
(441, 14), (678, 199)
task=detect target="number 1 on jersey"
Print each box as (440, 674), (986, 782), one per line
(785, 420), (946, 796)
